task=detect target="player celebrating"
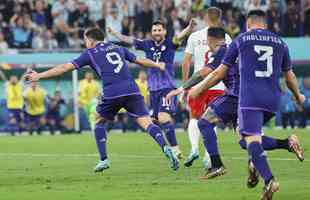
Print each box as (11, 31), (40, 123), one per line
(188, 10), (305, 199)
(25, 27), (179, 172)
(108, 20), (197, 158)
(182, 7), (231, 167)
(0, 71), (24, 136)
(168, 27), (304, 181)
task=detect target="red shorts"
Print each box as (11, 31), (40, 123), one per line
(188, 89), (225, 118)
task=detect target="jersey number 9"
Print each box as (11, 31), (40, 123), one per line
(106, 52), (124, 73)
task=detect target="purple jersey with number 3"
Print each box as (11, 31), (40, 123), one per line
(71, 42), (140, 99)
(222, 29), (292, 112)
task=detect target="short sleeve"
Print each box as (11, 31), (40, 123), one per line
(123, 47), (137, 63)
(184, 34), (194, 54)
(225, 33), (232, 45)
(281, 44), (292, 72)
(133, 39), (147, 51)
(206, 49), (225, 70)
(222, 40), (239, 68)
(71, 50), (91, 70)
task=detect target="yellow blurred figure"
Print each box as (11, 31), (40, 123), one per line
(135, 70), (149, 105)
(0, 70), (25, 135)
(24, 82), (46, 116)
(79, 72), (100, 106)
(23, 81), (46, 135)
(6, 75), (23, 109)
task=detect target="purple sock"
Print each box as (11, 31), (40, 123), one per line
(198, 118), (223, 168)
(248, 141), (273, 185)
(198, 119), (218, 155)
(94, 124), (107, 161)
(239, 136), (288, 151)
(146, 124), (167, 151)
(161, 122), (178, 147)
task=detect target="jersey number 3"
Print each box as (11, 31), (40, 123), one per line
(106, 52), (124, 73)
(254, 45), (273, 78)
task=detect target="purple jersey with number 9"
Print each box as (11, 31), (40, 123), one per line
(222, 29), (292, 112)
(71, 42), (140, 99)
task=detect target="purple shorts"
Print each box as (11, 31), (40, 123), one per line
(97, 94), (149, 121)
(26, 113), (44, 124)
(238, 108), (275, 136)
(8, 109), (23, 123)
(150, 88), (177, 118)
(210, 95), (238, 126)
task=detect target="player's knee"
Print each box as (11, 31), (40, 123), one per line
(158, 112), (171, 124)
(201, 108), (220, 124)
(95, 117), (106, 126)
(136, 116), (152, 130)
(197, 118), (213, 131)
(244, 135), (262, 145)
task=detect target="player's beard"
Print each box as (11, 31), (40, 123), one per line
(152, 35), (164, 44)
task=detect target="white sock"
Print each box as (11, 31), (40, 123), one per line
(188, 118), (200, 154)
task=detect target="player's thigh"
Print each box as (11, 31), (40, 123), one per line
(123, 94), (149, 120)
(205, 95), (238, 126)
(188, 89), (209, 119)
(149, 91), (160, 118)
(158, 89), (176, 123)
(96, 97), (122, 122)
(238, 109), (265, 141)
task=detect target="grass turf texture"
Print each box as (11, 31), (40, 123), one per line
(0, 129), (309, 200)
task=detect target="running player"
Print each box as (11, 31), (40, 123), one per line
(25, 27), (179, 172)
(108, 20), (197, 158)
(188, 11), (305, 199)
(182, 7), (231, 167)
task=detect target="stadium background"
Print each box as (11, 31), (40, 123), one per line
(0, 0), (309, 133)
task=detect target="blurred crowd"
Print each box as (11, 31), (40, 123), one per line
(0, 0), (309, 52)
(279, 77), (310, 129)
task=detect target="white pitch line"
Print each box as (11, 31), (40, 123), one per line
(0, 153), (307, 162)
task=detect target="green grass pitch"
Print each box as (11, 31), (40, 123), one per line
(0, 129), (309, 200)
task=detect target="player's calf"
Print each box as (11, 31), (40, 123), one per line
(93, 117), (109, 172)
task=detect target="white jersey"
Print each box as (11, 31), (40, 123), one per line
(185, 27), (232, 90)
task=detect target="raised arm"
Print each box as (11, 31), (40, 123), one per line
(134, 58), (165, 71)
(107, 27), (134, 44)
(0, 69), (7, 81)
(26, 63), (75, 82)
(182, 53), (192, 83)
(189, 64), (228, 98)
(284, 70), (305, 105)
(174, 19), (196, 44)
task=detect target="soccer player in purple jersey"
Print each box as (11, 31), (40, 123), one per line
(186, 11), (305, 200)
(108, 20), (197, 158)
(25, 28), (180, 172)
(167, 27), (304, 182)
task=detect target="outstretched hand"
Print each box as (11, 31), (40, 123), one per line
(158, 62), (166, 71)
(24, 70), (40, 82)
(188, 18), (197, 30)
(165, 88), (183, 105)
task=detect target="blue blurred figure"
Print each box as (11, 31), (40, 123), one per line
(280, 86), (296, 129)
(298, 77), (310, 128)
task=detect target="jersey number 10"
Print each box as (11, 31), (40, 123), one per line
(254, 45), (273, 78)
(106, 52), (124, 73)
